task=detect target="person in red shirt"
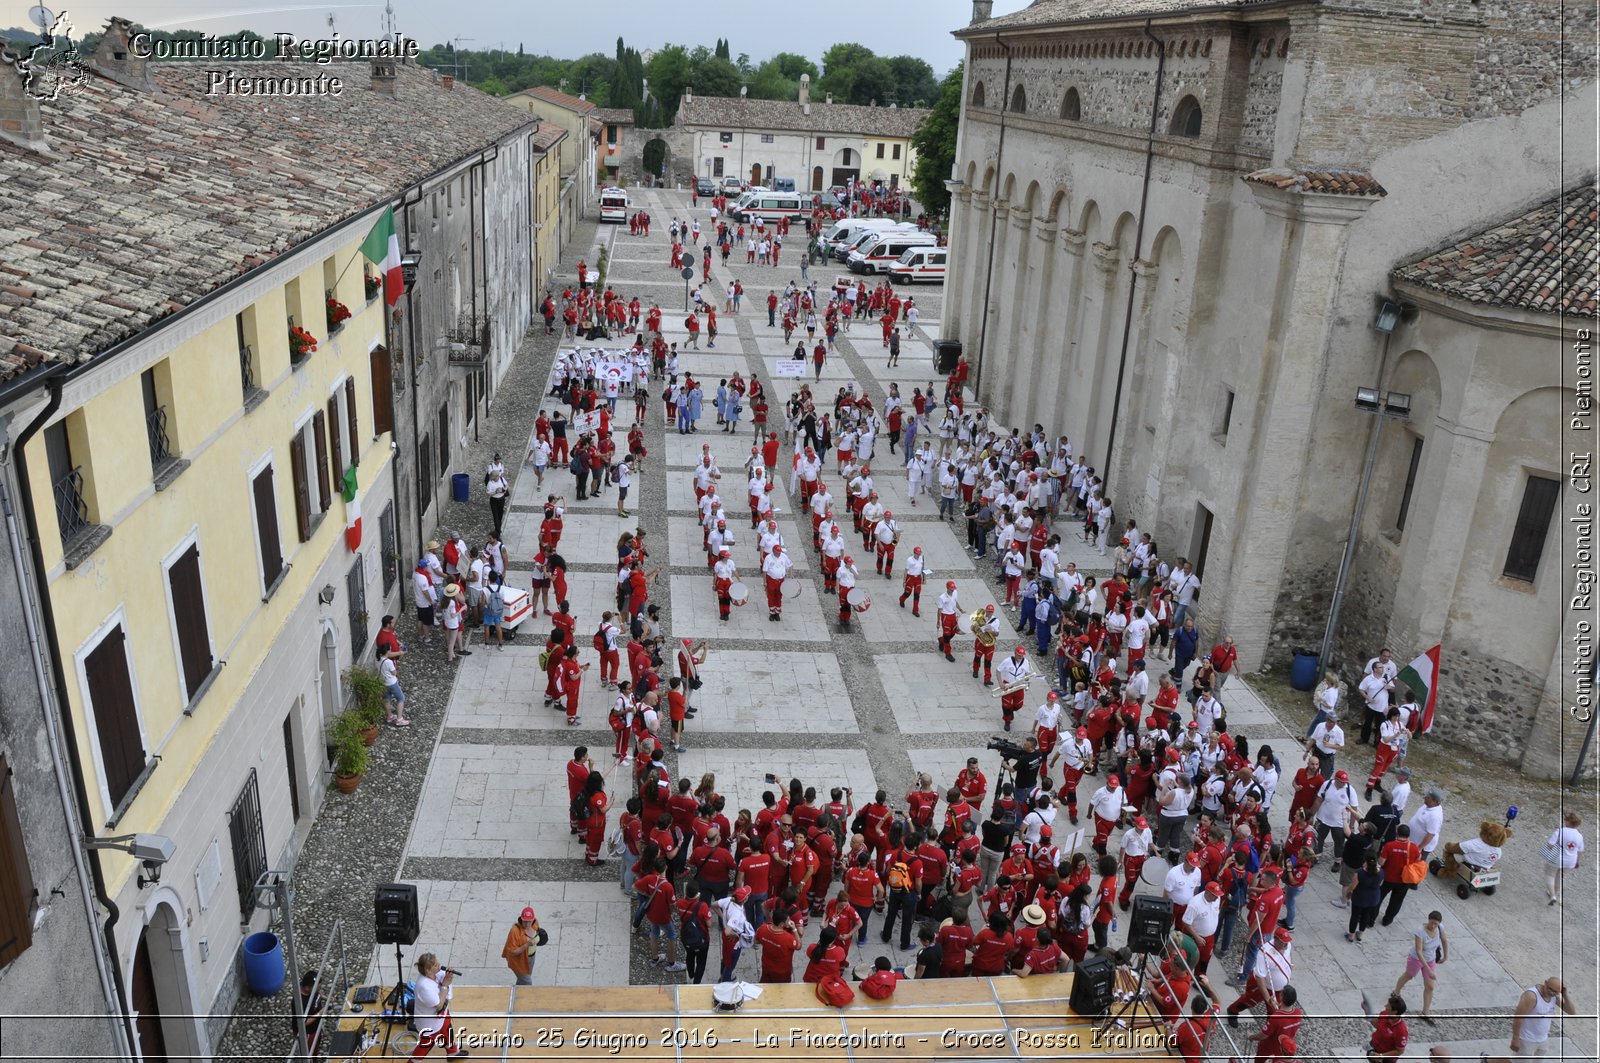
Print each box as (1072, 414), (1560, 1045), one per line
(1015, 927), (1066, 977)
(950, 848), (982, 917)
(789, 833), (820, 911)
(1250, 987), (1304, 1063)
(905, 774), (939, 834)
(1172, 984), (1222, 1063)
(1365, 995), (1409, 1063)
(633, 857), (684, 971)
(825, 889), (862, 955)
(1377, 825), (1421, 927)
(842, 851), (881, 945)
(955, 760), (988, 808)
(566, 747), (593, 835)
(801, 925), (847, 983)
(580, 775), (610, 865)
(689, 829), (737, 900)
(915, 834), (949, 914)
(559, 645), (587, 725)
(970, 912), (1015, 976)
(1152, 953), (1197, 1022)
(667, 778), (699, 836)
(982, 873), (1021, 931)
(859, 791), (892, 856)
(936, 909), (975, 976)
(736, 845), (773, 928)
(1093, 854), (1119, 951)
(1287, 763), (1325, 825)
(754, 911), (801, 983)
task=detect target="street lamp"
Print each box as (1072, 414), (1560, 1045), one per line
(1317, 299), (1414, 678)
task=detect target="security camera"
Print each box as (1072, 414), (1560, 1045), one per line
(129, 833), (176, 865)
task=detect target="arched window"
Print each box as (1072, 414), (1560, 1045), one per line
(1060, 86), (1081, 120)
(1170, 94), (1203, 137)
(1010, 84), (1026, 113)
(971, 80), (985, 107)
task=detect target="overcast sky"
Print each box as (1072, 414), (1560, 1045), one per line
(42, 1), (981, 75)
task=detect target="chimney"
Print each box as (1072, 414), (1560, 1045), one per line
(370, 57), (397, 97)
(88, 16), (153, 92)
(798, 73), (810, 106)
(825, 92), (833, 105)
(0, 38), (48, 153)
(971, 0), (994, 22)
(441, 73), (454, 89)
(869, 98), (877, 107)
(683, 85), (693, 103)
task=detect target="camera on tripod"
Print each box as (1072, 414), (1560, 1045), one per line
(987, 736), (1026, 761)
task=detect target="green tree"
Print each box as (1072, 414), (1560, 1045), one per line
(818, 42), (876, 103)
(885, 55), (938, 107)
(714, 38), (730, 61)
(911, 64), (962, 218)
(646, 44), (693, 123)
(694, 55), (742, 98)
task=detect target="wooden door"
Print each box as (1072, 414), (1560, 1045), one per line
(132, 931), (168, 1062)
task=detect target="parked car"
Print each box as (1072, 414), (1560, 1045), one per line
(721, 176), (744, 196)
(695, 177), (716, 197)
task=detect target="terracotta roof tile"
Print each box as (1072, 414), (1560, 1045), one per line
(957, 0), (1293, 34)
(513, 85), (597, 114)
(1393, 184), (1597, 317)
(1243, 167), (1388, 197)
(0, 61), (534, 377)
(675, 95), (930, 140)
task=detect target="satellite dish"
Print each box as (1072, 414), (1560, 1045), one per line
(28, 4), (55, 34)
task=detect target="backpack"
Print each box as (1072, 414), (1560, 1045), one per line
(570, 454), (585, 476)
(538, 647), (552, 670)
(593, 624), (608, 653)
(815, 974), (855, 1008)
(887, 859), (913, 892)
(859, 970), (898, 1000)
(680, 901), (709, 950)
(570, 791), (590, 821)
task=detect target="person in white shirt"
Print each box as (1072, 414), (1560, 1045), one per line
(1357, 660), (1394, 746)
(1169, 562), (1201, 628)
(1311, 769), (1360, 860)
(836, 555), (860, 631)
(1406, 787), (1445, 858)
(1365, 648), (1400, 684)
(1087, 776), (1126, 855)
(1118, 815), (1153, 906)
(1184, 881), (1225, 973)
(1194, 691), (1224, 737)
(1125, 659), (1150, 707)
(412, 560), (438, 645)
(1307, 672), (1341, 737)
(761, 544), (793, 621)
(410, 953), (464, 1057)
(1542, 812), (1585, 904)
(1308, 717), (1344, 777)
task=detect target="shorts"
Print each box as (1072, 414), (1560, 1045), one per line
(384, 682), (405, 704)
(533, 578), (551, 590)
(416, 605), (435, 626)
(1513, 1042), (1552, 1058)
(484, 607), (503, 626)
(618, 485), (629, 503)
(647, 919), (678, 942)
(535, 462), (547, 474)
(1404, 954), (1436, 978)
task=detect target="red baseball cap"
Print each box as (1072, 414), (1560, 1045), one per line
(520, 907), (537, 921)
(1186, 852), (1203, 867)
(1335, 769), (1350, 782)
(734, 886), (752, 902)
(1274, 927), (1293, 943)
(1204, 881), (1223, 898)
(1077, 727), (1089, 738)
(1047, 691), (1060, 701)
(1107, 774), (1121, 786)
(1134, 815), (1149, 828)
(947, 580), (957, 590)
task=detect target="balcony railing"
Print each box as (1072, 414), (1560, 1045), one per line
(53, 465), (91, 544)
(239, 343), (256, 396)
(444, 314), (489, 366)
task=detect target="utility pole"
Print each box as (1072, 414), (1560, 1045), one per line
(452, 36), (474, 82)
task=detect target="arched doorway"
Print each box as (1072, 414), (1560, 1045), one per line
(319, 625), (341, 728)
(830, 147), (859, 190)
(812, 166), (824, 192)
(130, 900), (204, 1061)
(750, 163), (762, 186)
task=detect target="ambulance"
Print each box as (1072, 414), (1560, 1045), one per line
(598, 187), (628, 223)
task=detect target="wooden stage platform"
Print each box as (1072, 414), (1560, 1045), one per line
(328, 973), (1176, 1061)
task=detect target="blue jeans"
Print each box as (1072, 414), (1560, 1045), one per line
(1013, 786), (1036, 829)
(1237, 931), (1264, 980)
(678, 410), (692, 433)
(718, 947), (743, 982)
(1173, 603), (1192, 629)
(1283, 883), (1303, 928)
(744, 892), (768, 930)
(938, 496), (956, 519)
(1217, 905), (1239, 955)
(1020, 599), (1037, 634)
(1305, 707), (1333, 738)
(880, 889), (918, 949)
(853, 902), (874, 944)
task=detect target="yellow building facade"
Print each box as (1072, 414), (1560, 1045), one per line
(533, 124), (569, 293)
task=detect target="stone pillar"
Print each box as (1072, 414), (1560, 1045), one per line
(943, 180), (973, 341)
(1045, 229), (1087, 447)
(976, 198), (1011, 412)
(1075, 243), (1123, 469)
(994, 205), (1033, 425)
(960, 190), (992, 360)
(1110, 259), (1159, 497)
(1012, 215), (1059, 428)
(1220, 184), (1381, 670)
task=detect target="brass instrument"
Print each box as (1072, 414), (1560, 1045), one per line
(990, 670), (1044, 698)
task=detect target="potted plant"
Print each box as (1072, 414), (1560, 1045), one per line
(326, 294), (352, 333)
(331, 713), (369, 793)
(345, 665), (386, 745)
(289, 325), (319, 361)
(364, 272), (382, 302)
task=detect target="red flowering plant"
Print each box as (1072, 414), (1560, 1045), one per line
(326, 294), (352, 331)
(289, 325), (319, 359)
(363, 272), (382, 301)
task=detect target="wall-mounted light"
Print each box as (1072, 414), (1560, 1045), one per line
(86, 833), (175, 889)
(1355, 386), (1381, 412)
(1383, 391), (1412, 418)
(1373, 299), (1402, 335)
(318, 585), (336, 605)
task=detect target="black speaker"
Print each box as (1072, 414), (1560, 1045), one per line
(1069, 953), (1115, 1016)
(934, 339), (962, 375)
(1129, 894), (1173, 954)
(374, 883), (419, 945)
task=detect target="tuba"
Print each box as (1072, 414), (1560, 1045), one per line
(968, 608), (989, 636)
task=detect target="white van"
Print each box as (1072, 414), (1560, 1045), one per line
(887, 245), (948, 284)
(734, 191), (808, 225)
(848, 231), (937, 274)
(824, 218), (907, 257)
(833, 223), (918, 263)
(598, 187), (628, 223)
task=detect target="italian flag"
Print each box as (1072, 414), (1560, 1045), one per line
(361, 207), (403, 306)
(1396, 644), (1441, 734)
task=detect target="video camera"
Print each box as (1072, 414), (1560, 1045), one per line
(987, 736), (1027, 761)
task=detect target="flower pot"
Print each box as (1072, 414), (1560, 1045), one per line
(335, 771), (362, 794)
(360, 724), (380, 746)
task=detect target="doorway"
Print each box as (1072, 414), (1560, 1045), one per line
(318, 626), (341, 727)
(830, 168), (859, 189)
(750, 163), (762, 186)
(1190, 503), (1215, 579)
(812, 166), (824, 192)
(131, 933), (167, 1061)
(130, 902), (203, 1061)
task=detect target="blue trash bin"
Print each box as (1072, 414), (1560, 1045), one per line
(1290, 649), (1320, 692)
(451, 472), (470, 503)
(241, 931), (285, 995)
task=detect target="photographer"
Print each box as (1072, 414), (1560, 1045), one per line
(990, 735), (1045, 827)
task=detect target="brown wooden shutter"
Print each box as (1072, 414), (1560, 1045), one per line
(369, 346), (394, 437)
(312, 411), (331, 514)
(253, 467), (282, 587)
(83, 626), (144, 809)
(326, 396), (343, 484)
(0, 754), (35, 967)
(289, 433), (311, 543)
(168, 544), (213, 699)
(345, 377), (361, 466)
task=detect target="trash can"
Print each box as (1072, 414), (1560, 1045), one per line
(241, 931), (285, 996)
(450, 472), (470, 503)
(934, 339), (962, 375)
(1290, 648), (1320, 692)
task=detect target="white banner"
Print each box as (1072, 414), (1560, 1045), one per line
(571, 409), (603, 435)
(774, 359), (806, 378)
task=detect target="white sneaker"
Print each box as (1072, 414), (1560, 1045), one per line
(664, 961), (687, 972)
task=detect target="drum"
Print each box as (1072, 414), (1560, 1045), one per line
(1139, 854), (1172, 887)
(728, 581), (749, 606)
(847, 588), (871, 613)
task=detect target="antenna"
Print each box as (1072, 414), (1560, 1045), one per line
(326, 11), (336, 34)
(452, 36), (473, 81)
(382, 0), (397, 44)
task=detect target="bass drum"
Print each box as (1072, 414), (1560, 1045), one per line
(727, 581), (749, 606)
(1139, 854), (1172, 887)
(847, 587), (872, 613)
